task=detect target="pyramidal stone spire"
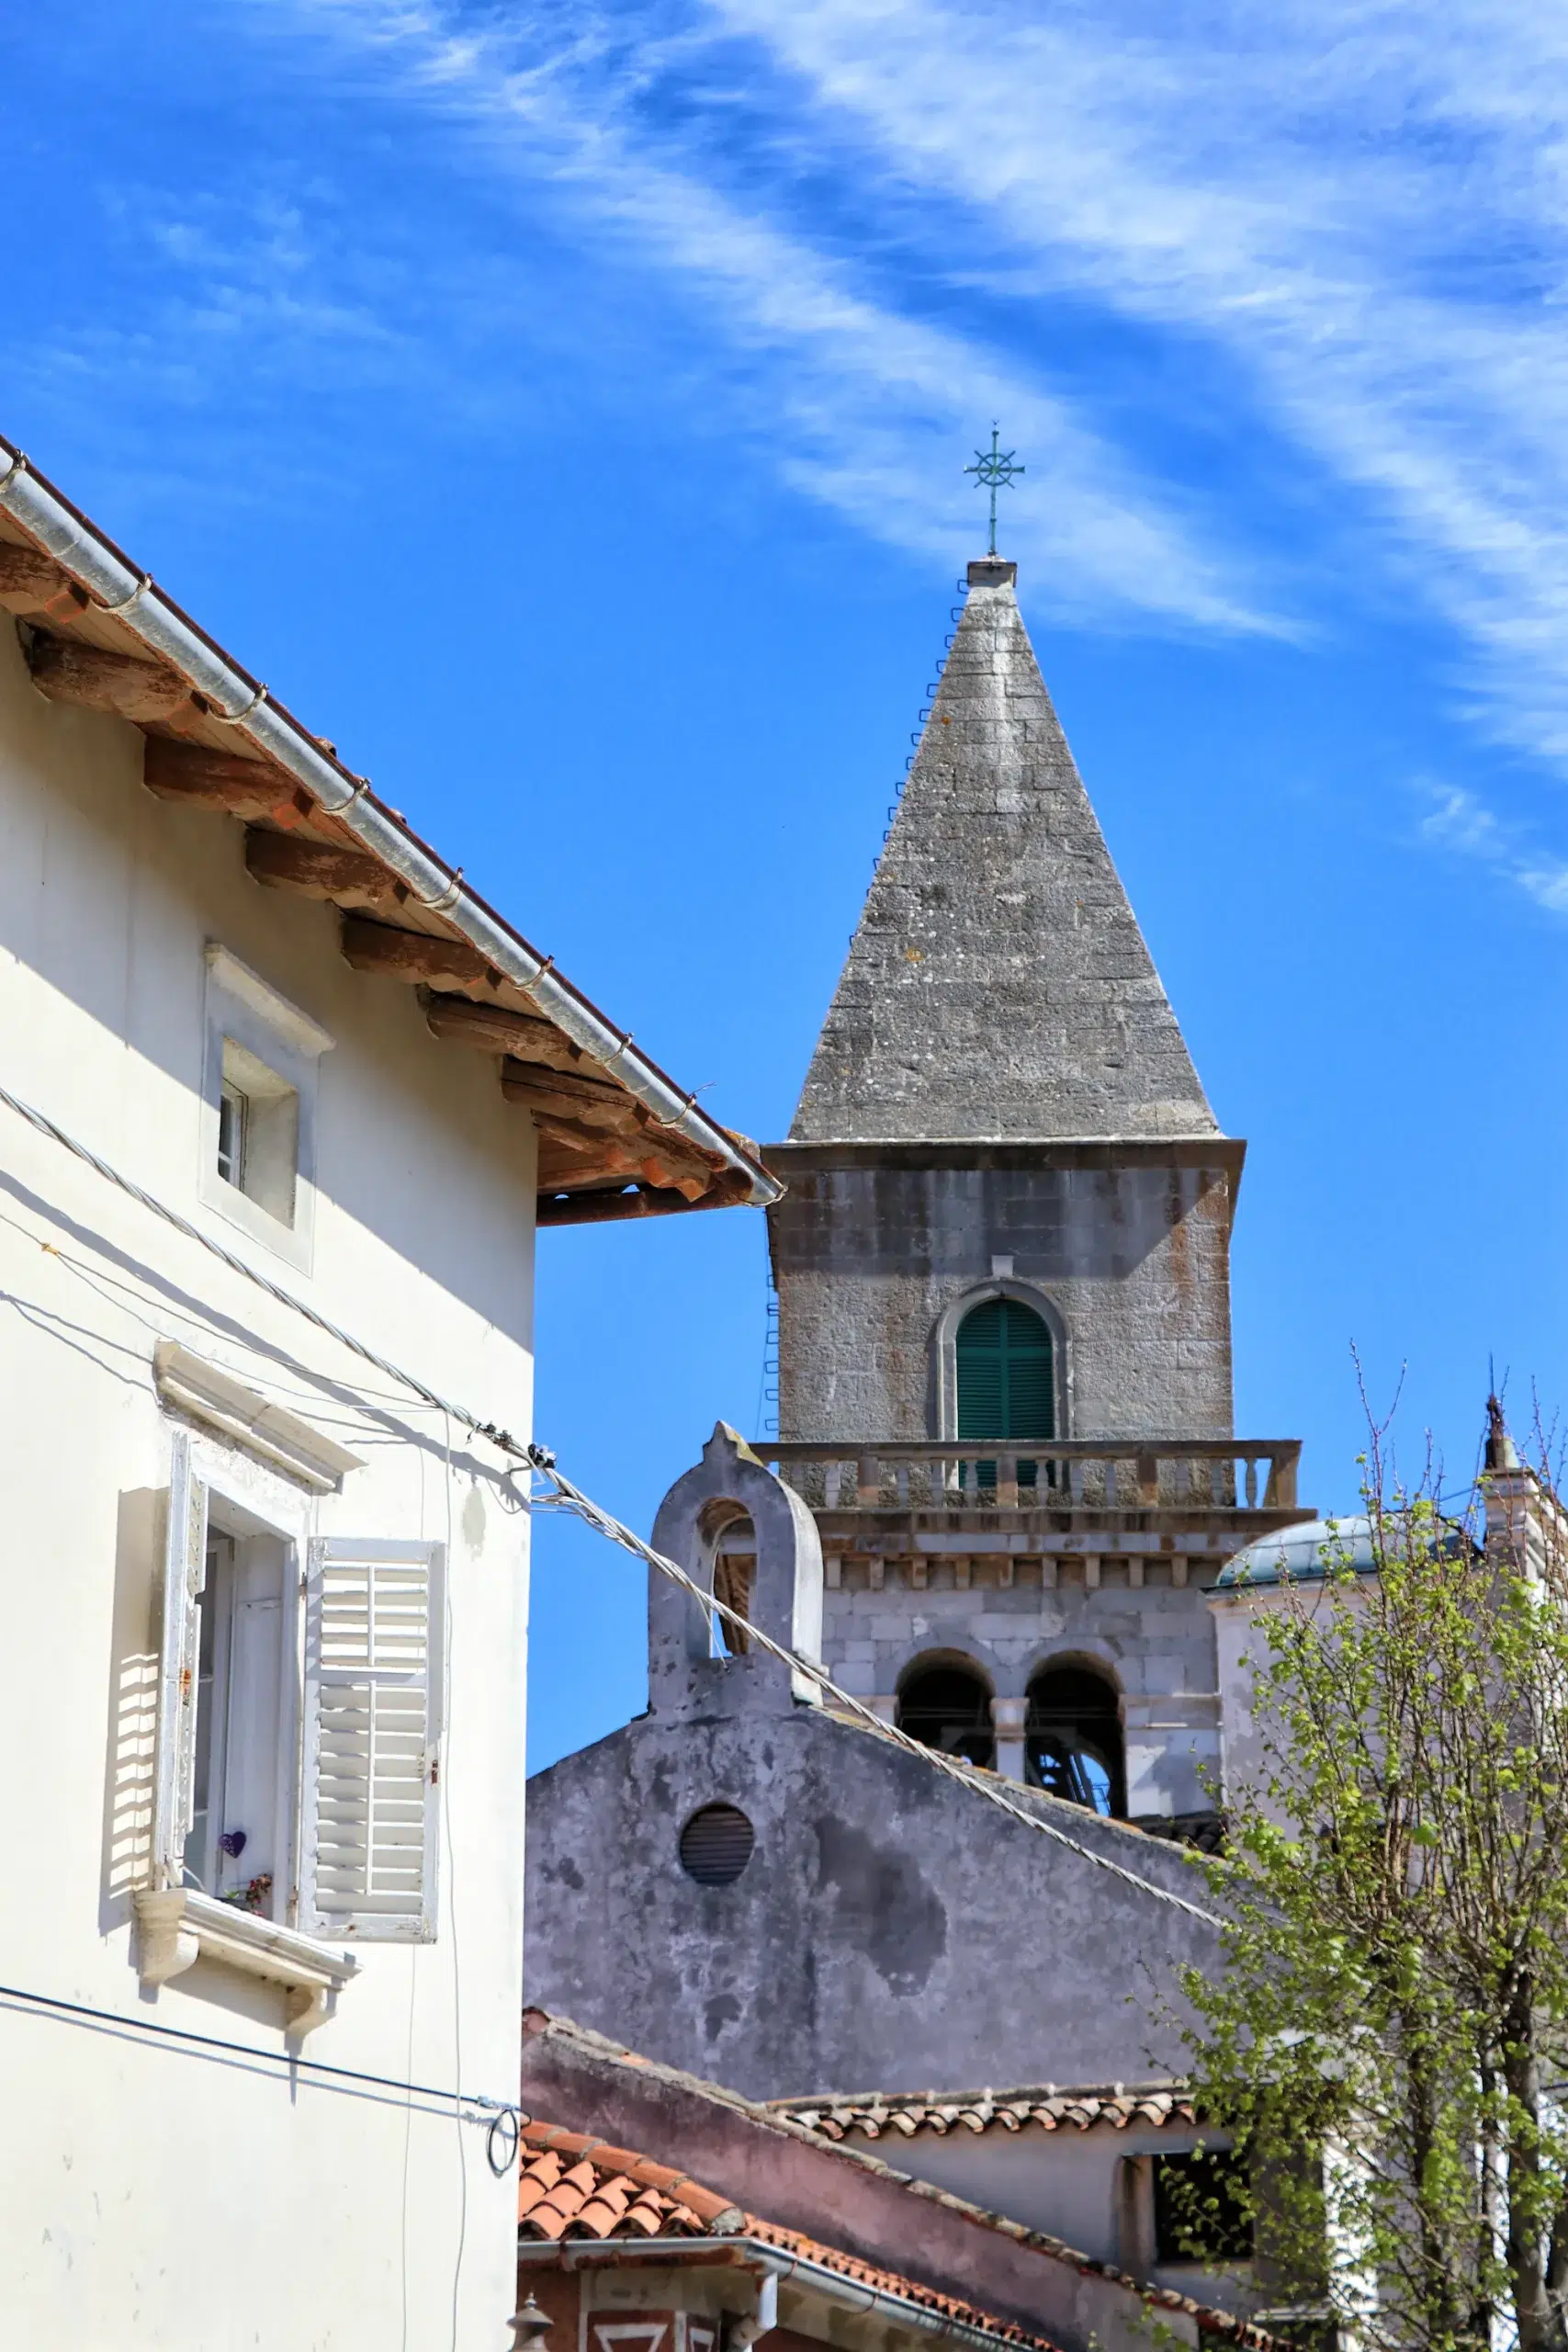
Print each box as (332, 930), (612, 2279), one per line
(791, 560), (1218, 1144)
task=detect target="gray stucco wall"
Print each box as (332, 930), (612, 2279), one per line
(768, 1150), (1236, 1444)
(524, 1690), (1219, 2103)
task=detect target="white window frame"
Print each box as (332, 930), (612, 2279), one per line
(145, 1410), (444, 2022)
(152, 1428), (209, 1889)
(152, 1430), (309, 1912)
(183, 1524), (298, 1914)
(198, 943), (333, 1272)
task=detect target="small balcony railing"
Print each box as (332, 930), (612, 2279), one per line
(750, 1439), (1301, 1515)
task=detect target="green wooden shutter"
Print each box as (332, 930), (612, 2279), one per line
(956, 1300), (1008, 1439)
(956, 1299), (1055, 1487)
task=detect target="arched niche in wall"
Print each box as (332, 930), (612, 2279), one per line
(931, 1279), (1069, 1450)
(1025, 1658), (1126, 1817)
(897, 1653), (996, 1770)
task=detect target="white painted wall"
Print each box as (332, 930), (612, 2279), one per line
(0, 624), (536, 2346)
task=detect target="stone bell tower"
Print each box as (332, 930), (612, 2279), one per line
(750, 558), (1308, 1832)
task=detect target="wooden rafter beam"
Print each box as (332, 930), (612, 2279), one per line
(339, 913), (502, 994)
(537, 1145), (646, 1192)
(27, 629), (193, 724)
(145, 739), (310, 821)
(500, 1058), (633, 1128)
(533, 1111), (641, 1162)
(245, 828), (407, 913)
(527, 1093), (719, 1199)
(424, 996), (597, 1074)
(537, 1170), (753, 1227)
(0, 545), (91, 623)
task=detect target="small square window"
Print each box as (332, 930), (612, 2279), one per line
(1153, 2150), (1253, 2266)
(201, 944), (332, 1271)
(217, 1036), (299, 1227)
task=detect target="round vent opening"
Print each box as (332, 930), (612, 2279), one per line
(679, 1803), (755, 1887)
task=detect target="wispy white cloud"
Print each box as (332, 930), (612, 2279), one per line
(698, 0), (1568, 761)
(1419, 780), (1568, 911)
(50, 0), (1568, 765)
(246, 0), (1276, 631)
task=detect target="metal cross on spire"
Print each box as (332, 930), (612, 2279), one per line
(964, 425), (1024, 558)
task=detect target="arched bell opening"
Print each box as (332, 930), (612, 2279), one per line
(1025, 1662), (1125, 1816)
(698, 1499), (754, 1657)
(897, 1657), (996, 1770)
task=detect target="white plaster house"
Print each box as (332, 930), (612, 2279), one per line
(0, 437), (777, 2348)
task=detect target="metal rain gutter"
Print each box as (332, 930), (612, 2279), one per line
(0, 439), (781, 1209)
(515, 2235), (1059, 2352)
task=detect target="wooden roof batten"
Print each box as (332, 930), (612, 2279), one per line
(0, 444), (778, 1228)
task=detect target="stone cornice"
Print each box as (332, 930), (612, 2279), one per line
(766, 1136), (1247, 1186)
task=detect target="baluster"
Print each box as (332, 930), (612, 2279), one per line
(997, 1451), (1019, 1508)
(1245, 1455), (1258, 1509)
(896, 1462), (910, 1508)
(1069, 1456), (1084, 1506)
(857, 1452), (880, 1508)
(1104, 1457), (1117, 1509)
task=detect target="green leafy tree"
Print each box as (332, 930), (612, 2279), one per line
(1176, 1402), (1568, 2352)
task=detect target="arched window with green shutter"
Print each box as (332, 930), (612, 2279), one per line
(955, 1296), (1055, 1488)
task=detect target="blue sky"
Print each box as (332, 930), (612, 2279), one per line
(7, 1), (1568, 1768)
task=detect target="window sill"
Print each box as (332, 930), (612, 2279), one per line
(134, 1888), (361, 2033)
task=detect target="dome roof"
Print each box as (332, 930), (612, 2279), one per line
(1213, 1517), (1376, 1590)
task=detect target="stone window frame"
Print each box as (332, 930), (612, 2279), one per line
(198, 942), (333, 1274)
(931, 1277), (1071, 1442)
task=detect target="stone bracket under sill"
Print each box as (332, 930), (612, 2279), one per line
(134, 1887), (360, 2033)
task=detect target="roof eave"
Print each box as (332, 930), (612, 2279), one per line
(515, 2233), (1066, 2352)
(0, 436), (780, 1212)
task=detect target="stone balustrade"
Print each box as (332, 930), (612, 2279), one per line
(750, 1438), (1301, 1517)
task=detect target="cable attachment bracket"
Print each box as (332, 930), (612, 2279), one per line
(212, 681), (268, 726)
(97, 571), (153, 616)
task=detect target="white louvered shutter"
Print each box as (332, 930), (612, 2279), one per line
(299, 1539), (445, 1941)
(152, 1429), (209, 1887)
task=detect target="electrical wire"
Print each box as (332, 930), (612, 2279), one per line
(0, 1079), (1224, 1927)
(531, 1466), (1224, 1928)
(0, 1078), (526, 1459)
(0, 1977), (521, 2124)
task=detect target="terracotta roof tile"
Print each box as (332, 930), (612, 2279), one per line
(516, 2120), (1059, 2350)
(515, 2023), (1283, 2352)
(518, 2124), (742, 2242)
(774, 2083), (1197, 2142)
